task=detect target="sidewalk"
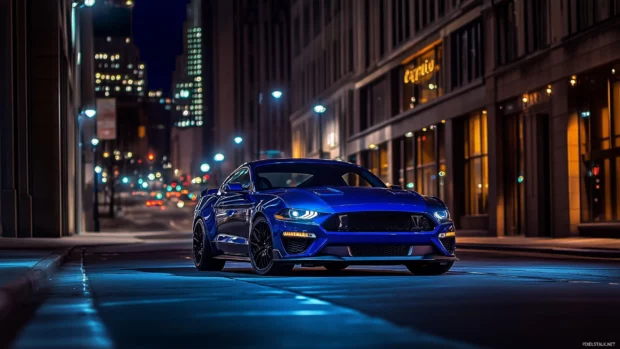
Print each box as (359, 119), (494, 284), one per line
(458, 236), (620, 258)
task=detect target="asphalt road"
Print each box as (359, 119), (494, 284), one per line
(9, 239), (620, 349)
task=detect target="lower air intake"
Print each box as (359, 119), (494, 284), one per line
(439, 237), (456, 254)
(282, 238), (311, 254)
(348, 245), (410, 257)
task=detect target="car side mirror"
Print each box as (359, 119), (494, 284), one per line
(224, 182), (244, 192)
(390, 185), (402, 190)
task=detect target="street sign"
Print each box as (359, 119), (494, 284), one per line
(96, 98), (117, 140)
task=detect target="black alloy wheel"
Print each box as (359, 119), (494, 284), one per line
(193, 220), (226, 271)
(405, 261), (454, 275)
(249, 216), (293, 276)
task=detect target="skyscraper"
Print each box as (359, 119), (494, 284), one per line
(172, 0), (204, 128)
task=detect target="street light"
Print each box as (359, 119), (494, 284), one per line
(271, 90), (283, 99)
(84, 108), (97, 118)
(91, 138), (99, 146)
(214, 153), (225, 162)
(84, 0), (95, 6)
(200, 163), (211, 173)
(313, 105), (326, 159)
(313, 104), (327, 114)
(94, 166), (102, 173)
(122, 177), (129, 184)
(234, 136), (243, 144)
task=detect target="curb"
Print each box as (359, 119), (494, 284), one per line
(0, 247), (74, 325)
(457, 243), (620, 259)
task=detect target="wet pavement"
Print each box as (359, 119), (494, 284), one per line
(10, 243), (620, 349)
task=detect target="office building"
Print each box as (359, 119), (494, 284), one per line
(289, 0), (620, 237)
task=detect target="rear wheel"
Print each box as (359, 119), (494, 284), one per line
(405, 262), (453, 275)
(193, 220), (226, 271)
(249, 217), (294, 276)
(324, 264), (348, 272)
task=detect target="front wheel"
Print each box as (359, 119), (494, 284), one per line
(405, 262), (453, 275)
(249, 217), (294, 276)
(193, 220), (226, 271)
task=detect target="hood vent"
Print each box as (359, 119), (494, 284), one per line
(311, 188), (344, 196)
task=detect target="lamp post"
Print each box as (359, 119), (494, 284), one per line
(256, 90), (283, 159)
(92, 139), (100, 232)
(313, 105), (326, 159)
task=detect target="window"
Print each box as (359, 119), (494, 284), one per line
(325, 0), (331, 24)
(313, 0), (321, 37)
(463, 111), (489, 215)
(360, 75), (389, 131)
(255, 163), (386, 189)
(577, 70), (620, 222)
(496, 1), (518, 65)
(401, 45), (443, 112)
(451, 19), (483, 89)
(362, 143), (389, 183)
(524, 0), (548, 54)
(567, 0), (620, 35)
(224, 168), (252, 190)
(303, 5), (310, 46)
(293, 17), (300, 56)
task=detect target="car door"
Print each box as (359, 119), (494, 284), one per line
(213, 167), (255, 255)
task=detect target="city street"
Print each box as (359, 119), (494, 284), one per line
(9, 208), (620, 349)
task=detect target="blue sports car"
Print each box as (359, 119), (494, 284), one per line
(192, 158), (457, 275)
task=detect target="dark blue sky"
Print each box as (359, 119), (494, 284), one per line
(133, 0), (190, 95)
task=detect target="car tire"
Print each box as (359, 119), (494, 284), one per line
(193, 220), (226, 271)
(324, 264), (348, 272)
(405, 261), (454, 275)
(249, 216), (294, 276)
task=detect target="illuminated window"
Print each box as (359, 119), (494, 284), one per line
(463, 111), (488, 215)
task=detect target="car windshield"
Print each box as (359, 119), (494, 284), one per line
(254, 163), (387, 190)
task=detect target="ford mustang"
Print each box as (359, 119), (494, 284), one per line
(192, 158), (457, 275)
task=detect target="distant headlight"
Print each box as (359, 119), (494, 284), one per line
(433, 210), (450, 222)
(275, 208), (319, 221)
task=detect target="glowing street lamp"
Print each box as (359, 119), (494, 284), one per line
(84, 0), (95, 7)
(313, 105), (326, 158)
(91, 138), (99, 146)
(94, 166), (102, 173)
(313, 104), (326, 114)
(234, 136), (243, 144)
(200, 163), (211, 173)
(84, 108), (97, 118)
(271, 90), (283, 99)
(214, 153), (225, 162)
(122, 177), (129, 184)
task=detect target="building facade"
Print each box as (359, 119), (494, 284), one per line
(0, 0), (93, 237)
(289, 0), (620, 237)
(202, 0), (291, 182)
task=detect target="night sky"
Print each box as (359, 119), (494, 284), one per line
(133, 0), (190, 96)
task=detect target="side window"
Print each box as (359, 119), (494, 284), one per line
(223, 168), (252, 190)
(342, 172), (372, 187)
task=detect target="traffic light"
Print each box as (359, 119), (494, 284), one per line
(148, 153), (155, 161)
(203, 174), (210, 181)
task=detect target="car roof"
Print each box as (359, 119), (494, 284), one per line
(245, 158), (359, 169)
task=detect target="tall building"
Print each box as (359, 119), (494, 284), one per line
(170, 0), (206, 183)
(289, 0), (620, 238)
(92, 0), (149, 166)
(202, 0), (291, 178)
(1, 0), (93, 237)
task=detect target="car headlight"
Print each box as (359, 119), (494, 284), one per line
(275, 208), (319, 221)
(433, 210), (450, 222)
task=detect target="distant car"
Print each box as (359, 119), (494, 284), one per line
(192, 159), (457, 276)
(146, 199), (164, 207)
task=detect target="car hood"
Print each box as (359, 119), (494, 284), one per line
(268, 187), (428, 213)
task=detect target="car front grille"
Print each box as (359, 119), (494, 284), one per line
(322, 212), (435, 232)
(439, 236), (456, 254)
(348, 245), (410, 257)
(282, 237), (311, 254)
